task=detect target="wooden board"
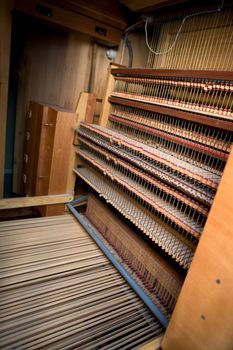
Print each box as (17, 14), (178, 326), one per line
(0, 0), (12, 197)
(0, 193), (73, 210)
(162, 148), (233, 350)
(13, 0), (125, 45)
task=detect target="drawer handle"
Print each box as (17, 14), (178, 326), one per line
(24, 154), (28, 163)
(27, 110), (32, 119)
(26, 131), (30, 140)
(38, 175), (48, 179)
(23, 174), (27, 183)
(44, 123), (54, 127)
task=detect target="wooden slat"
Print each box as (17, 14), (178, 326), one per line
(111, 68), (233, 81)
(0, 193), (73, 210)
(14, 0), (124, 45)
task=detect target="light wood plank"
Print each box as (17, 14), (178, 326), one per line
(0, 194), (73, 210)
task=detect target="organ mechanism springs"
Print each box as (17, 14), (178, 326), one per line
(74, 68), (233, 316)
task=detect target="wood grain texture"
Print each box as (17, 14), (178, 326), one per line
(0, 193), (73, 210)
(12, 22), (115, 193)
(111, 68), (233, 81)
(99, 64), (118, 127)
(0, 0), (12, 197)
(138, 335), (163, 350)
(13, 0), (124, 45)
(162, 147), (233, 350)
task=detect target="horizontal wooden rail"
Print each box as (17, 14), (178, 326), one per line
(111, 68), (233, 81)
(109, 96), (233, 132)
(0, 193), (73, 210)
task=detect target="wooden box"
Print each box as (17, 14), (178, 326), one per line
(23, 101), (76, 215)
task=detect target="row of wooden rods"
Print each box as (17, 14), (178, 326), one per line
(0, 214), (163, 350)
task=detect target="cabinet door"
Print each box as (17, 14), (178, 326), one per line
(35, 107), (57, 195)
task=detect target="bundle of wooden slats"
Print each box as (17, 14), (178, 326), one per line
(0, 214), (163, 349)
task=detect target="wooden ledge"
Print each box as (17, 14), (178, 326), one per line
(0, 193), (73, 210)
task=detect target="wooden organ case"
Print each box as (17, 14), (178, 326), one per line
(73, 2), (233, 348)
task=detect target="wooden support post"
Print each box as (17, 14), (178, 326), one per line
(0, 0), (12, 198)
(66, 92), (96, 193)
(162, 148), (233, 350)
(99, 63), (118, 127)
(0, 193), (73, 210)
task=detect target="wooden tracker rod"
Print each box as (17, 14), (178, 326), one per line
(0, 214), (164, 349)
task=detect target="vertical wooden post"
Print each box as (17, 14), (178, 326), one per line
(66, 92), (96, 193)
(162, 148), (233, 350)
(99, 63), (117, 127)
(0, 0), (12, 197)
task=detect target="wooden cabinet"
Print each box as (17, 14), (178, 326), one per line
(23, 101), (76, 215)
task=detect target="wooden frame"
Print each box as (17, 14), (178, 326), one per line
(111, 68), (233, 81)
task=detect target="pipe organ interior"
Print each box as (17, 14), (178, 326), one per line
(1, 1), (233, 349)
(75, 66), (233, 323)
(73, 3), (233, 340)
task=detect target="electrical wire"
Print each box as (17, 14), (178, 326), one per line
(145, 0), (225, 56)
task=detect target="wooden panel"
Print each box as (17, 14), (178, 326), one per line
(48, 109), (76, 194)
(47, 0), (126, 30)
(0, 0), (12, 197)
(162, 148), (233, 350)
(23, 102), (45, 195)
(13, 0), (124, 45)
(36, 105), (76, 216)
(0, 193), (73, 210)
(66, 92), (96, 194)
(151, 8), (233, 71)
(35, 107), (57, 195)
(119, 0), (185, 11)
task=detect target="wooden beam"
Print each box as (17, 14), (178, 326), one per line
(111, 68), (233, 81)
(0, 0), (12, 198)
(99, 63), (119, 128)
(109, 96), (233, 132)
(0, 193), (73, 210)
(162, 147), (233, 350)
